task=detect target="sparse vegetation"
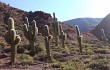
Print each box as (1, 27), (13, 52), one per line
(0, 2), (110, 70)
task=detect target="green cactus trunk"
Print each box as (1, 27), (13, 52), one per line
(61, 39), (65, 48)
(75, 25), (83, 54)
(44, 25), (53, 62)
(45, 36), (51, 62)
(77, 37), (82, 53)
(55, 35), (59, 46)
(29, 40), (36, 55)
(52, 13), (60, 46)
(11, 45), (17, 65)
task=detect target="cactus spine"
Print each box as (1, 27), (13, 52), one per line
(101, 29), (108, 46)
(75, 25), (82, 53)
(52, 12), (60, 46)
(23, 17), (38, 55)
(4, 17), (21, 65)
(44, 25), (52, 62)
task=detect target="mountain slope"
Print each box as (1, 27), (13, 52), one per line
(90, 13), (110, 42)
(64, 18), (103, 32)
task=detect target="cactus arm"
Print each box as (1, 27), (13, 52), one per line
(8, 17), (14, 30)
(24, 17), (29, 27)
(32, 20), (38, 39)
(23, 24), (29, 39)
(10, 29), (16, 43)
(14, 35), (21, 45)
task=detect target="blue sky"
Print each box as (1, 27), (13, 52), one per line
(0, 0), (110, 21)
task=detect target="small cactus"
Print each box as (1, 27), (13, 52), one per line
(44, 25), (53, 62)
(75, 25), (83, 53)
(52, 12), (60, 46)
(4, 17), (21, 65)
(23, 17), (38, 55)
(101, 29), (108, 46)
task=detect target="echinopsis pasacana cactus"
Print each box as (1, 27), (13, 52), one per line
(44, 25), (53, 62)
(23, 17), (38, 55)
(52, 12), (60, 46)
(75, 25), (83, 53)
(4, 17), (21, 65)
(59, 24), (66, 48)
(60, 30), (66, 48)
(101, 29), (108, 46)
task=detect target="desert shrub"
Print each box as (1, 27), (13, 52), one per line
(89, 61), (109, 70)
(33, 51), (47, 61)
(60, 59), (87, 70)
(53, 52), (62, 59)
(51, 63), (60, 68)
(94, 48), (110, 54)
(70, 40), (77, 45)
(18, 54), (34, 65)
(69, 47), (79, 54)
(61, 46), (70, 54)
(53, 46), (69, 54)
(82, 48), (94, 55)
(35, 43), (46, 54)
(52, 58), (87, 70)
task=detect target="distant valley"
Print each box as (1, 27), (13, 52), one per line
(64, 18), (103, 32)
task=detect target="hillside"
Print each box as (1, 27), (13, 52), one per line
(1, 2), (110, 70)
(64, 18), (103, 32)
(91, 13), (110, 42)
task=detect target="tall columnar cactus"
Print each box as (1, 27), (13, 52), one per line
(59, 30), (66, 48)
(52, 12), (60, 46)
(59, 24), (66, 48)
(23, 17), (38, 55)
(4, 17), (21, 65)
(75, 25), (83, 53)
(101, 29), (108, 46)
(44, 25), (53, 62)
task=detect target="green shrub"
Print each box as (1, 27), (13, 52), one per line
(34, 51), (47, 61)
(94, 48), (110, 54)
(18, 54), (34, 65)
(35, 43), (46, 54)
(89, 61), (109, 70)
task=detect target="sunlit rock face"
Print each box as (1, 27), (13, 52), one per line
(91, 13), (110, 42)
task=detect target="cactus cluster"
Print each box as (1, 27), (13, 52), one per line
(101, 29), (108, 46)
(23, 17), (38, 55)
(75, 25), (83, 53)
(44, 25), (53, 62)
(4, 17), (21, 65)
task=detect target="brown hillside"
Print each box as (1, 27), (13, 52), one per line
(90, 13), (110, 42)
